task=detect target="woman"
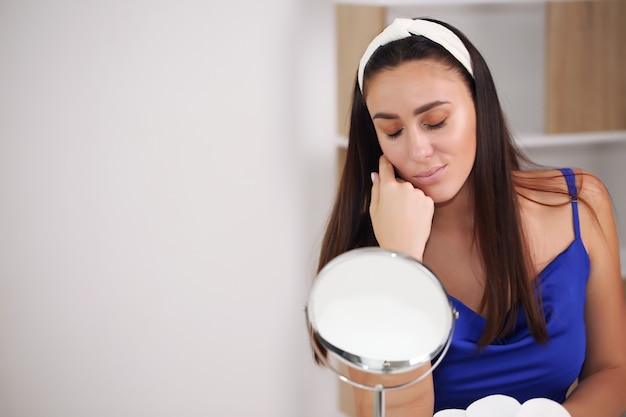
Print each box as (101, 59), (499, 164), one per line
(315, 17), (626, 416)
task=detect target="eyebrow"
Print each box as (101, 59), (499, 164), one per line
(372, 100), (450, 120)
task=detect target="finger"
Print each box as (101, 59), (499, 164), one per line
(370, 171), (380, 211)
(378, 155), (396, 183)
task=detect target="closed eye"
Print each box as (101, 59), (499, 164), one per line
(387, 128), (403, 139)
(425, 119), (447, 130)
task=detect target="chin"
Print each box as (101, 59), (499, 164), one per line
(425, 188), (461, 205)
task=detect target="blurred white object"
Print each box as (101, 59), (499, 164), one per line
(516, 397), (572, 417)
(466, 395), (521, 417)
(434, 395), (572, 417)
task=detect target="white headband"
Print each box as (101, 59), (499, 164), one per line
(357, 18), (474, 92)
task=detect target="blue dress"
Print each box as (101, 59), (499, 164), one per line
(433, 168), (589, 411)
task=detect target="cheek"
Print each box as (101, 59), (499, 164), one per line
(453, 130), (476, 155)
(461, 129), (477, 159)
(377, 140), (405, 166)
(449, 115), (476, 157)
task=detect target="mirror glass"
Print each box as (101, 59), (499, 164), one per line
(308, 247), (456, 380)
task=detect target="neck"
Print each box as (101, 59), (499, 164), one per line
(432, 180), (474, 231)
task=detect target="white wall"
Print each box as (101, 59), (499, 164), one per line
(0, 0), (344, 416)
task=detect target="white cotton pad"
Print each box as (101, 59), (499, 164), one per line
(466, 394), (521, 417)
(515, 398), (572, 417)
(434, 409), (467, 417)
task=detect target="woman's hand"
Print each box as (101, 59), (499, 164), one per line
(370, 155), (435, 262)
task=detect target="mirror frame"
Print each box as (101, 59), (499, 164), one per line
(307, 247), (458, 391)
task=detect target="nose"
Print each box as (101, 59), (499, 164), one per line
(406, 126), (434, 159)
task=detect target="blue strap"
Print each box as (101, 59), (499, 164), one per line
(559, 168), (581, 239)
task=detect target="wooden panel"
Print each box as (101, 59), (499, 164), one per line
(546, 0), (626, 133)
(338, 381), (356, 417)
(336, 4), (386, 137)
(336, 145), (347, 184)
(335, 10), (386, 415)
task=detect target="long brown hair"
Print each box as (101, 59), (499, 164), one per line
(318, 18), (549, 348)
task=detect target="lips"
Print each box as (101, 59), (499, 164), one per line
(412, 165), (446, 186)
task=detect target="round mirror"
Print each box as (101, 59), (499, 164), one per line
(307, 247), (457, 391)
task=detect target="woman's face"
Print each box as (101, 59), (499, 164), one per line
(364, 59), (476, 204)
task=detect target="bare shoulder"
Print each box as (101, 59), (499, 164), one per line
(513, 168), (617, 272)
(514, 168), (610, 204)
(572, 169), (618, 255)
(513, 168), (579, 271)
(514, 168), (615, 237)
(513, 168), (574, 205)
(573, 169), (612, 207)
